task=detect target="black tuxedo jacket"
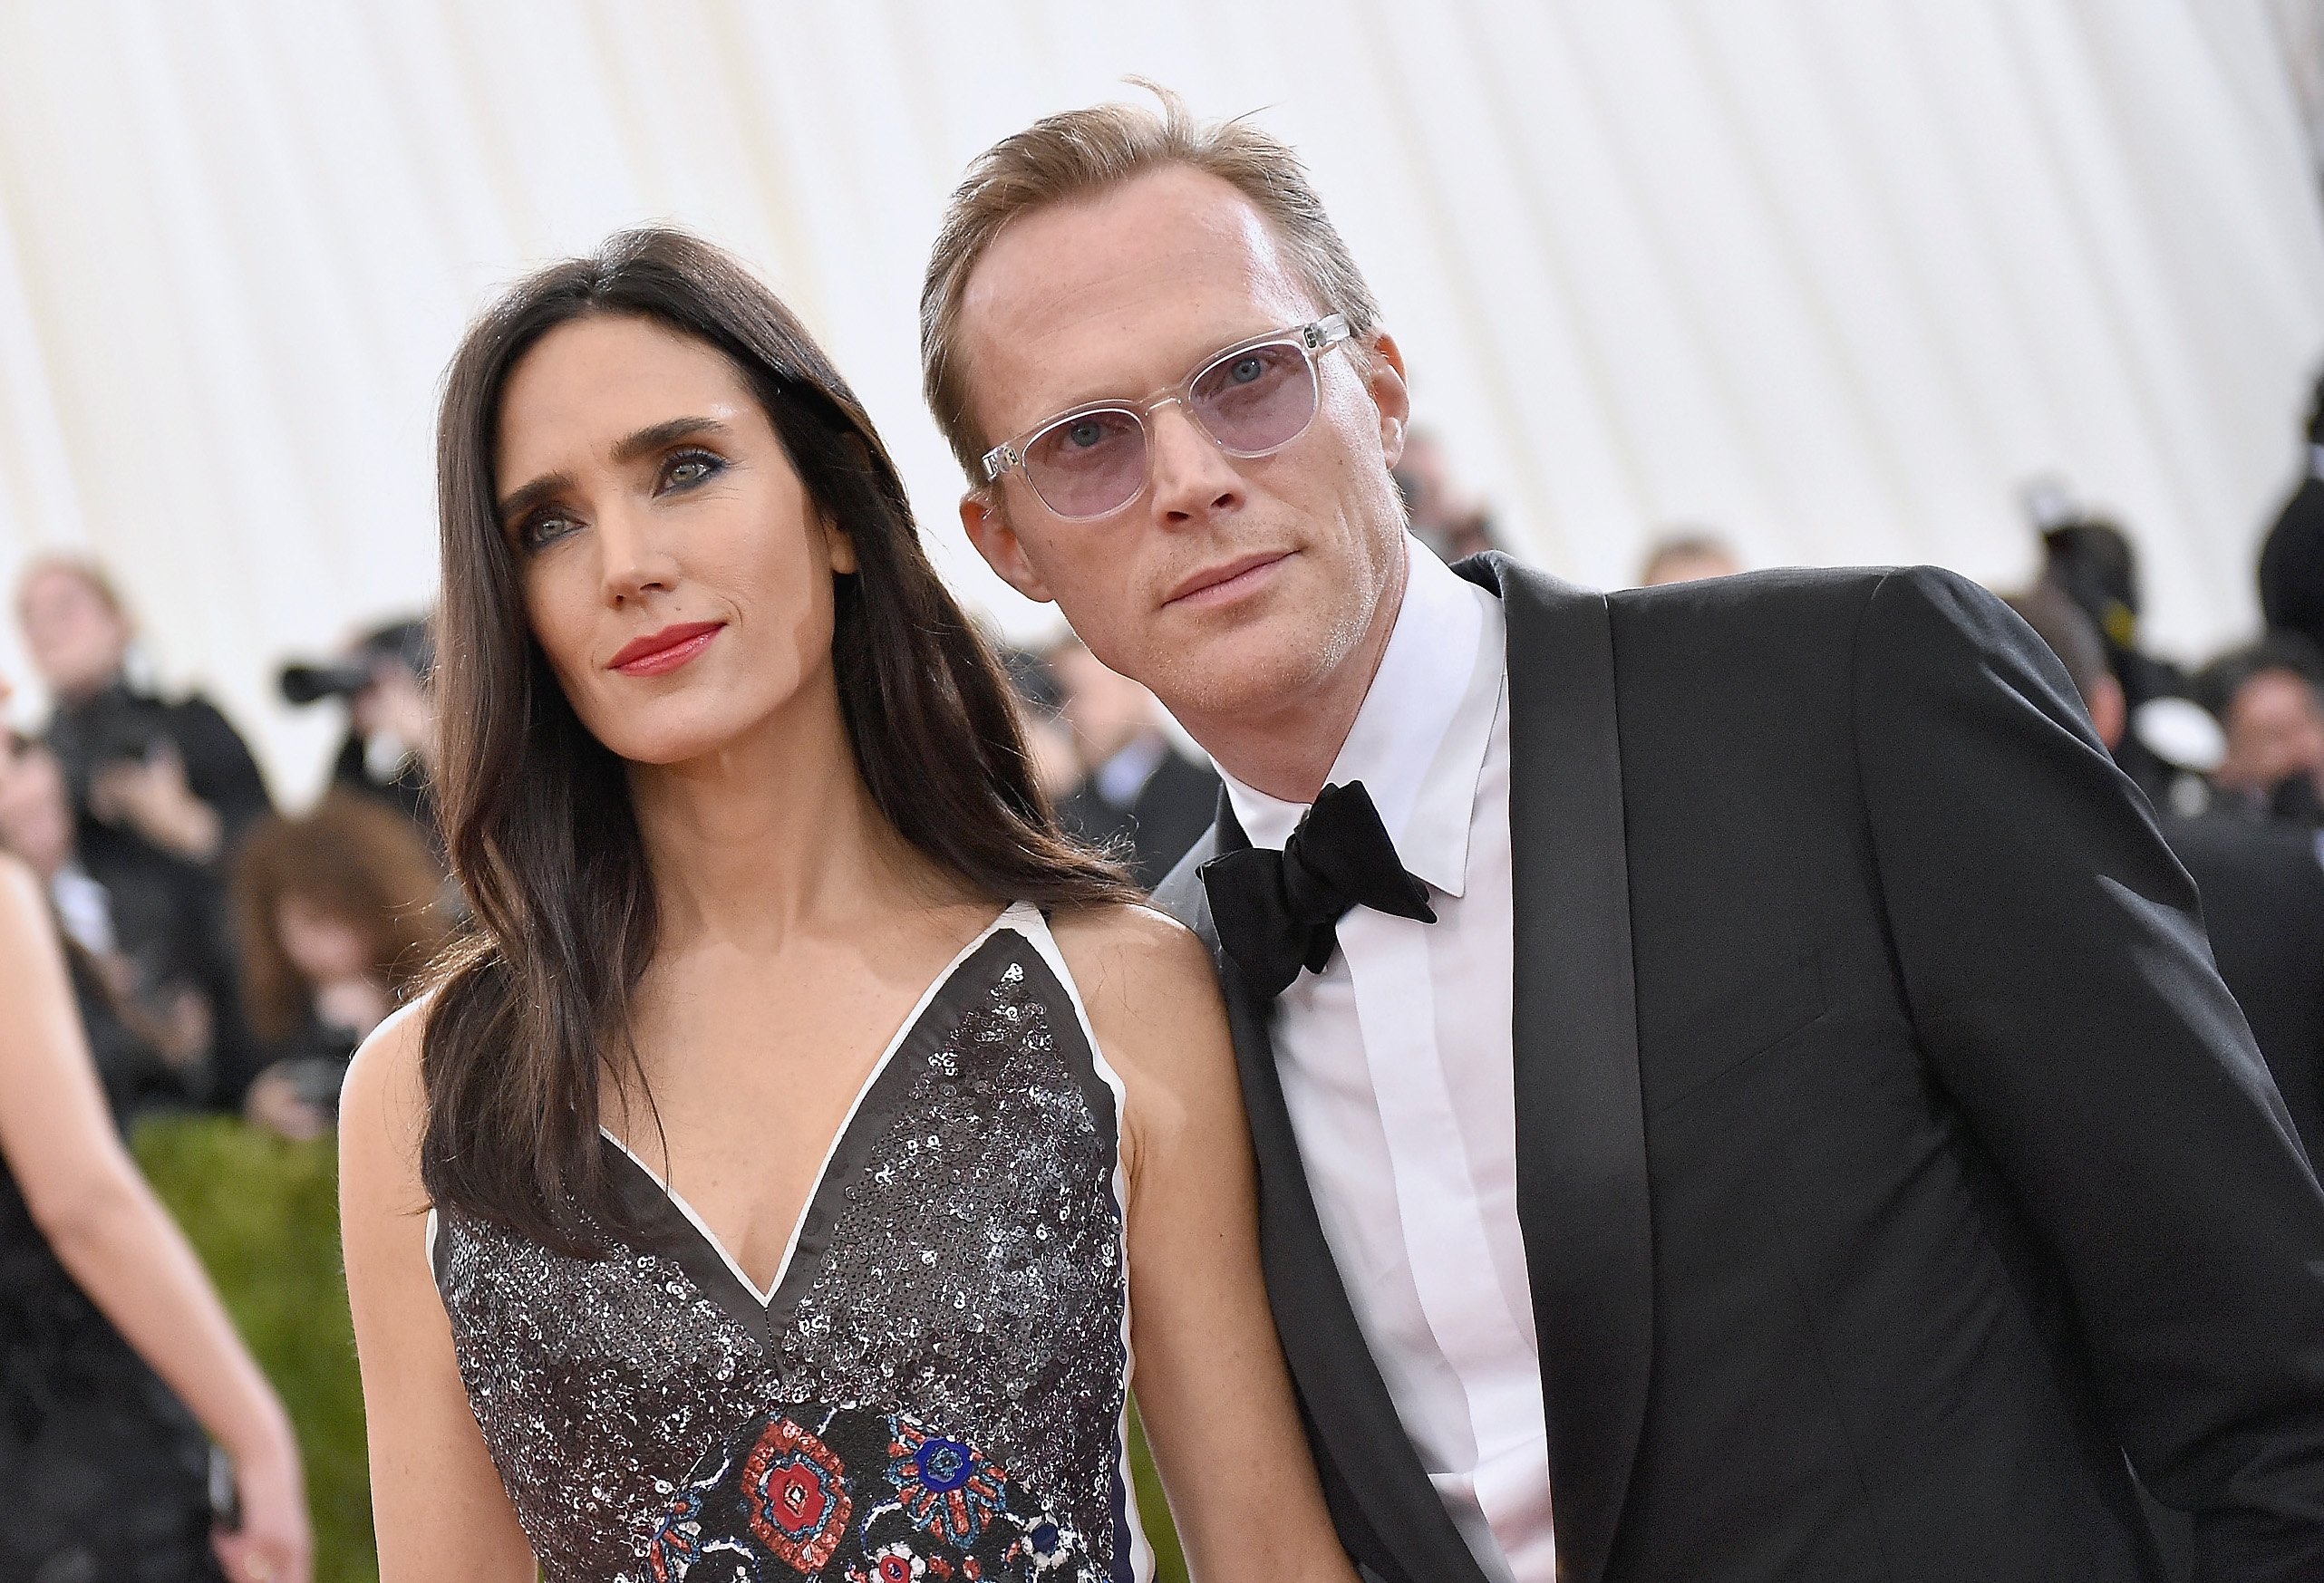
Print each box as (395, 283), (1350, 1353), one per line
(1154, 556), (2324, 1583)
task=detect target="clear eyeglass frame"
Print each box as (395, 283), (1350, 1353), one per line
(979, 314), (1354, 520)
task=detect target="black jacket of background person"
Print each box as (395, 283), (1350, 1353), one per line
(1056, 746), (1220, 892)
(2260, 472), (2324, 657)
(44, 680), (274, 860)
(1155, 555), (2324, 1583)
(2162, 814), (2324, 1172)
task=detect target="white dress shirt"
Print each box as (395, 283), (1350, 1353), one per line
(1220, 541), (1555, 1583)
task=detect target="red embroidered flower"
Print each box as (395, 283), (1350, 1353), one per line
(741, 1416), (853, 1571)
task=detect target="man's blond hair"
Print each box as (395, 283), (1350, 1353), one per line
(920, 86), (1383, 481)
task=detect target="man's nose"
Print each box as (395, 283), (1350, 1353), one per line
(1146, 401), (1244, 525)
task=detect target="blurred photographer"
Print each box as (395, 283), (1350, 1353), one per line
(2038, 517), (2208, 806)
(1391, 426), (1501, 563)
(232, 793), (450, 1141)
(2195, 632), (2324, 826)
(15, 555), (273, 871)
(0, 730), (207, 1117)
(280, 616), (438, 850)
(2258, 369), (2324, 656)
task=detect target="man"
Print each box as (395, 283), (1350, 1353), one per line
(2258, 371), (2324, 656)
(282, 614), (441, 853)
(2196, 633), (2324, 825)
(922, 94), (2324, 1582)
(15, 555), (274, 869)
(2039, 519), (2198, 808)
(1392, 427), (1500, 564)
(1634, 530), (1743, 588)
(1047, 633), (1220, 888)
(0, 729), (214, 1114)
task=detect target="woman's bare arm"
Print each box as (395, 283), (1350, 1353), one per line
(0, 856), (310, 1583)
(1054, 904), (1361, 1583)
(339, 999), (537, 1581)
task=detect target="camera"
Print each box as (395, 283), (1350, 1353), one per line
(278, 618), (433, 709)
(277, 660), (373, 707)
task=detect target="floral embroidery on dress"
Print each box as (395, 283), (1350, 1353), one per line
(886, 1421), (1007, 1546)
(742, 1418), (854, 1571)
(1003, 1515), (1081, 1576)
(857, 1540), (927, 1582)
(645, 1488), (708, 1582)
(644, 1403), (1099, 1583)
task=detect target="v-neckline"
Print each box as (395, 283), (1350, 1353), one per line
(598, 903), (1028, 1327)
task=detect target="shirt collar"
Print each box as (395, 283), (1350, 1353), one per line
(1221, 540), (1506, 898)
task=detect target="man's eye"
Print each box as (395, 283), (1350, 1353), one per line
(1228, 355), (1266, 385)
(1066, 421), (1108, 450)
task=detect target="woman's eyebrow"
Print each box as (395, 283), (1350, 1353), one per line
(497, 418), (734, 523)
(497, 469), (573, 527)
(610, 415), (732, 465)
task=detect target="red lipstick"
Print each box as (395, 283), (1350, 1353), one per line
(609, 621), (724, 677)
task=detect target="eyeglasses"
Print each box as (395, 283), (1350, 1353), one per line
(981, 315), (1353, 521)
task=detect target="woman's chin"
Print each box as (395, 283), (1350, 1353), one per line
(599, 714), (780, 774)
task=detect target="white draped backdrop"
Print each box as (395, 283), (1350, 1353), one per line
(2, 0), (2322, 798)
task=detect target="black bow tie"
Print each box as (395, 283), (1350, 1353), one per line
(1199, 780), (1437, 998)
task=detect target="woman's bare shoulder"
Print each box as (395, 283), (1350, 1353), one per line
(1044, 902), (1232, 1096)
(341, 994), (436, 1167)
(1046, 902), (1220, 1011)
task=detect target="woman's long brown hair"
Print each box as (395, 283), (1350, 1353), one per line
(423, 227), (1135, 1252)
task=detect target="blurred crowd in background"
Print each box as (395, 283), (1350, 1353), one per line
(6, 392), (2324, 1182)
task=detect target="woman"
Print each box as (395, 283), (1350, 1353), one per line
(0, 673), (310, 1583)
(340, 229), (1360, 1583)
(234, 793), (451, 1140)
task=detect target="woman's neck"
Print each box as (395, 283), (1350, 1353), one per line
(625, 681), (945, 953)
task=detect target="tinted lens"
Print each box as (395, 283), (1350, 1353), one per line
(1024, 407), (1147, 518)
(1190, 341), (1317, 454)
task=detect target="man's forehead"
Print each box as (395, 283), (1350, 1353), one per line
(956, 167), (1323, 419)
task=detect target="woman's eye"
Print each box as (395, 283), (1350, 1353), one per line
(518, 514), (578, 552)
(1228, 355), (1266, 385)
(662, 450), (724, 490)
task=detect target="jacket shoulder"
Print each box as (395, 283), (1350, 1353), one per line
(1151, 826), (1222, 937)
(1603, 563), (1903, 632)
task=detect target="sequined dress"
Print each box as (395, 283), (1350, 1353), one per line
(431, 904), (1153, 1583)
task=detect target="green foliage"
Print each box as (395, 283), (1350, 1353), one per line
(134, 1115), (377, 1583)
(1127, 1396), (1190, 1583)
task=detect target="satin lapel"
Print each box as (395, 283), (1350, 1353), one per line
(1459, 553), (1653, 1583)
(1160, 796), (1490, 1583)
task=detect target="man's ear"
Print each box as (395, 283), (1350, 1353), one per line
(959, 491), (1056, 603)
(1363, 330), (1411, 468)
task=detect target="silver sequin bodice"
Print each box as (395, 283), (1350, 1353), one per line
(431, 912), (1145, 1582)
